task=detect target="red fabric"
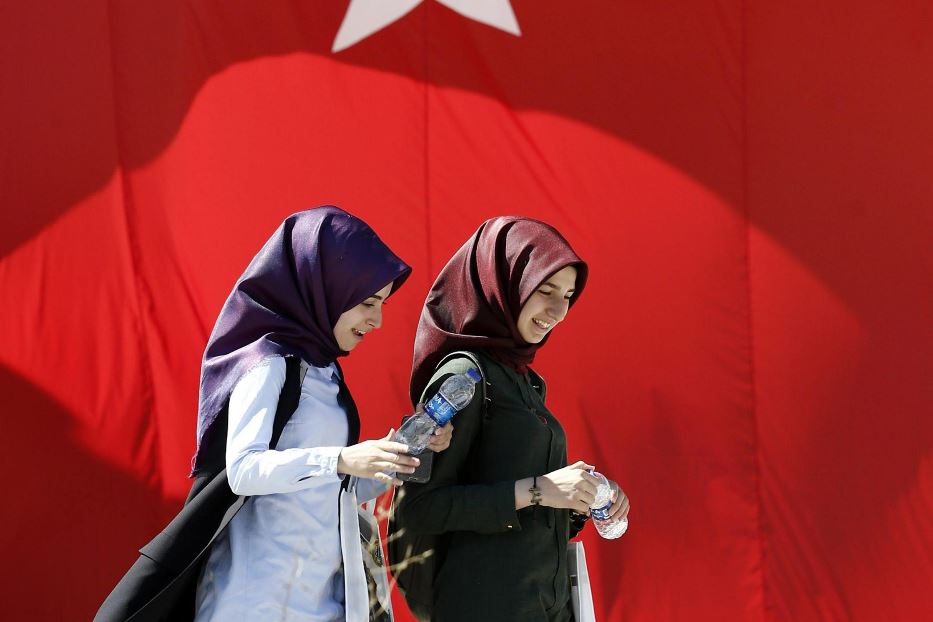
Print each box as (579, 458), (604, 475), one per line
(1, 2), (930, 620)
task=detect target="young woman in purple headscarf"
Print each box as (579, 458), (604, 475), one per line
(392, 216), (630, 622)
(96, 206), (451, 622)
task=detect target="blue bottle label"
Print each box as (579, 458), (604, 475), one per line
(591, 503), (612, 521)
(424, 393), (456, 425)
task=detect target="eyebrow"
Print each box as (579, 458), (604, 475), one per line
(368, 294), (384, 301)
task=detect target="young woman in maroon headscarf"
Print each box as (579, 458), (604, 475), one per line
(96, 206), (452, 622)
(394, 216), (630, 622)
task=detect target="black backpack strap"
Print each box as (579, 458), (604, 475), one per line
(193, 356), (309, 478)
(429, 350), (546, 410)
(333, 359), (361, 446)
(269, 355), (307, 450)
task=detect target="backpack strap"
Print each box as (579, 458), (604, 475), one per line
(419, 351), (547, 420)
(193, 356), (308, 479)
(418, 351), (492, 484)
(419, 350), (490, 418)
(269, 356), (307, 450)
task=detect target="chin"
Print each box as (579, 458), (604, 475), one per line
(519, 330), (545, 344)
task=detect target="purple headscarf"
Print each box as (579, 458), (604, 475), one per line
(193, 206), (411, 473)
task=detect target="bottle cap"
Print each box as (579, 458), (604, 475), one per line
(466, 367), (482, 382)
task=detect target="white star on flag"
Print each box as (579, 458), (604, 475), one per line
(332, 0), (521, 53)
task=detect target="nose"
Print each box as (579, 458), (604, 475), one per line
(368, 306), (383, 329)
(547, 298), (570, 322)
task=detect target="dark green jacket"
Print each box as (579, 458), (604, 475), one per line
(397, 351), (577, 622)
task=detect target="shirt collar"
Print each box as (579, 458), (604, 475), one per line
(307, 361), (339, 382)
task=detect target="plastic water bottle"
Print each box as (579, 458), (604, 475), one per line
(395, 367), (482, 453)
(591, 471), (628, 539)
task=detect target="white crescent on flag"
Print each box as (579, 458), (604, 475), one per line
(332, 0), (521, 53)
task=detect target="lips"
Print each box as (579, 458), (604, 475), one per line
(532, 318), (553, 331)
(351, 328), (366, 338)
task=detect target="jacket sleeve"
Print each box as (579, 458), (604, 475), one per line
(396, 360), (522, 535)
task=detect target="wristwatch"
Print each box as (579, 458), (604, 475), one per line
(529, 476), (543, 506)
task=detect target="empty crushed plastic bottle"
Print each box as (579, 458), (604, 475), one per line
(591, 471), (628, 539)
(395, 367), (482, 453)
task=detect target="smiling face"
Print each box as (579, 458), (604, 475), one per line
(516, 265), (579, 344)
(332, 281), (393, 352)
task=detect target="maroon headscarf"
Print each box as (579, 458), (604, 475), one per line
(194, 206), (411, 473)
(410, 216), (587, 404)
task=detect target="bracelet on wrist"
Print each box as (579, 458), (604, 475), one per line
(529, 476), (542, 506)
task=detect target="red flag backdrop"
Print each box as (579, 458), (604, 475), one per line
(2, 2), (931, 620)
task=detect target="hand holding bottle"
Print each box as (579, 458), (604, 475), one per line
(590, 471), (629, 539)
(337, 429), (420, 486)
(604, 478), (630, 523)
(413, 403), (454, 452)
(395, 368), (480, 453)
(533, 461), (602, 514)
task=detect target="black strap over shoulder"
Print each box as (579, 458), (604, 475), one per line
(422, 350), (546, 417)
(192, 356), (306, 480)
(270, 355), (305, 448)
(333, 359), (361, 446)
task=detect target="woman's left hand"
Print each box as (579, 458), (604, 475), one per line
(427, 422), (453, 452)
(607, 480), (630, 522)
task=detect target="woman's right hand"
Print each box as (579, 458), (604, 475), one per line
(337, 429), (420, 486)
(539, 461), (601, 514)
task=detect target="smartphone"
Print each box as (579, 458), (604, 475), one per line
(396, 415), (435, 483)
(398, 448), (434, 483)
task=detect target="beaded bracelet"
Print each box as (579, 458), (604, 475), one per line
(529, 476), (543, 506)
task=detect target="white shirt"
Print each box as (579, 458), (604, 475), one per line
(194, 356), (383, 622)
